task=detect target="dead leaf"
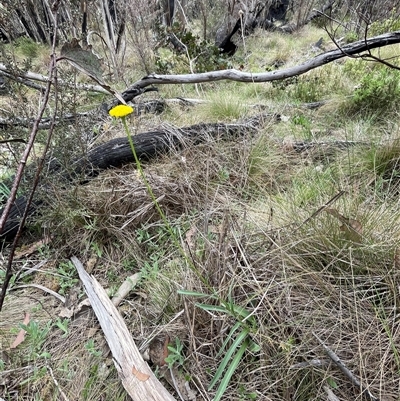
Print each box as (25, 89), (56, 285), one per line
(59, 39), (125, 104)
(340, 218), (362, 234)
(58, 307), (74, 318)
(60, 38), (103, 80)
(149, 335), (170, 367)
(58, 298), (91, 318)
(10, 313), (30, 348)
(132, 366), (150, 381)
(185, 225), (197, 250)
(325, 208), (363, 243)
(86, 254), (98, 274)
(14, 238), (51, 259)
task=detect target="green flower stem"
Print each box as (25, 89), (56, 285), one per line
(122, 117), (169, 227)
(121, 117), (209, 287)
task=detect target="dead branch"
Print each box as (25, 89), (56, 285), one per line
(0, 70), (46, 92)
(2, 31), (399, 100)
(0, 63), (110, 94)
(0, 101), (165, 130)
(125, 31), (400, 92)
(0, 113), (279, 241)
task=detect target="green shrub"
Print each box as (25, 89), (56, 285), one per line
(343, 59), (365, 78)
(348, 67), (400, 115)
(344, 31), (359, 43)
(14, 36), (40, 59)
(369, 10), (400, 36)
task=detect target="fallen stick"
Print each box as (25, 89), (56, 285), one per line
(71, 256), (177, 401)
(313, 332), (379, 401)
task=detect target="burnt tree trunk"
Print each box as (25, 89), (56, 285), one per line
(0, 114), (279, 241)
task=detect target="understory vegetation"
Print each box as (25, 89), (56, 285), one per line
(1, 3), (400, 401)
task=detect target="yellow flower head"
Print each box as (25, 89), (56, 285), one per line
(108, 104), (134, 118)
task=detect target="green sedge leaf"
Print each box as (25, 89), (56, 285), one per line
(195, 304), (228, 313)
(177, 289), (218, 299)
(217, 322), (241, 358)
(208, 329), (249, 390)
(213, 338), (249, 401)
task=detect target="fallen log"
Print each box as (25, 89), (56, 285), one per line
(0, 113), (279, 241)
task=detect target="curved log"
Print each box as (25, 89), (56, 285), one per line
(0, 113), (279, 241)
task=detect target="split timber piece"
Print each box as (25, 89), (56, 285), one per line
(0, 113), (279, 241)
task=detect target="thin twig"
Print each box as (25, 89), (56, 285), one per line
(297, 190), (346, 229)
(323, 16), (400, 71)
(169, 368), (186, 401)
(0, 6), (60, 311)
(313, 332), (379, 401)
(47, 364), (70, 401)
(11, 284), (66, 303)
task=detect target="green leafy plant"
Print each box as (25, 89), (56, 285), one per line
(141, 254), (160, 280)
(164, 337), (185, 369)
(57, 261), (79, 295)
(290, 76), (320, 102)
(85, 339), (102, 357)
(178, 289), (260, 401)
(238, 384), (257, 400)
(344, 31), (359, 43)
(90, 242), (103, 258)
(271, 74), (321, 102)
(19, 320), (52, 360)
(349, 67), (400, 115)
(55, 318), (69, 337)
(292, 114), (312, 139)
